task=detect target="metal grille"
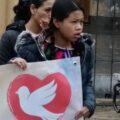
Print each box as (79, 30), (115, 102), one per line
(85, 0), (120, 98)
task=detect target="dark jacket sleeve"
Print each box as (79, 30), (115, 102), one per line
(17, 45), (40, 62)
(0, 30), (19, 65)
(83, 44), (96, 117)
(15, 34), (42, 62)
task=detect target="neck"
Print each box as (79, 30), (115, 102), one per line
(25, 19), (42, 34)
(54, 31), (72, 49)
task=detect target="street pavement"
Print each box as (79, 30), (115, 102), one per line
(86, 99), (120, 120)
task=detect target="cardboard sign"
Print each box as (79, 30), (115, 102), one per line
(0, 57), (83, 120)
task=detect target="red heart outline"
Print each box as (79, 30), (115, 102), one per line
(7, 72), (71, 120)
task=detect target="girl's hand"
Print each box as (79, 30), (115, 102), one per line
(75, 107), (90, 120)
(10, 57), (27, 70)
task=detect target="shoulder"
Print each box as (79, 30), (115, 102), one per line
(78, 39), (93, 54)
(15, 31), (35, 52)
(0, 30), (21, 46)
(1, 20), (26, 40)
(17, 31), (32, 41)
(1, 29), (20, 40)
(80, 33), (95, 47)
(16, 31), (33, 45)
(6, 20), (25, 32)
(79, 41), (94, 65)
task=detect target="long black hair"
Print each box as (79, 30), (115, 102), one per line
(13, 0), (47, 23)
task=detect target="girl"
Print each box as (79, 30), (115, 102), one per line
(13, 0), (96, 119)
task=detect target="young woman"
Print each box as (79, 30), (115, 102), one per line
(13, 0), (96, 119)
(0, 0), (55, 65)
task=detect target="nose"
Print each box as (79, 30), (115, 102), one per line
(76, 22), (83, 31)
(48, 11), (51, 20)
(76, 22), (83, 29)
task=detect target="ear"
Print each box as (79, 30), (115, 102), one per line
(53, 18), (61, 28)
(30, 4), (37, 15)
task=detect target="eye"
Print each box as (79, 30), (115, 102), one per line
(71, 20), (78, 23)
(72, 21), (77, 23)
(45, 8), (52, 13)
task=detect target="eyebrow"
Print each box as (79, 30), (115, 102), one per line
(45, 7), (52, 11)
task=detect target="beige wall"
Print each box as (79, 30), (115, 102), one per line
(0, 0), (18, 35)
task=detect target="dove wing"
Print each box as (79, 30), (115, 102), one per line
(29, 80), (57, 106)
(42, 108), (63, 120)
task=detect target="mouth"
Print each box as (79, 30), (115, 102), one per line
(74, 33), (80, 38)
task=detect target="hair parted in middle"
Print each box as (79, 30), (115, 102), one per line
(46, 0), (84, 37)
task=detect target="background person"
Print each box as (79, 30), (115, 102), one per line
(0, 0), (30, 65)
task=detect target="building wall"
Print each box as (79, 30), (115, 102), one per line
(0, 0), (17, 35)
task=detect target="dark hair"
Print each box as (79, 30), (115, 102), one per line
(44, 0), (84, 59)
(30, 0), (47, 8)
(46, 0), (84, 37)
(13, 0), (30, 23)
(51, 0), (81, 21)
(13, 0), (47, 23)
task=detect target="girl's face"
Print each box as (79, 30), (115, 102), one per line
(31, 0), (55, 29)
(54, 10), (84, 42)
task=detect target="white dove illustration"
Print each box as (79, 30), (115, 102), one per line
(16, 80), (63, 120)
